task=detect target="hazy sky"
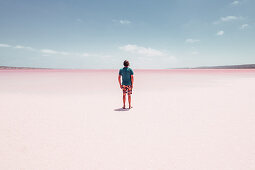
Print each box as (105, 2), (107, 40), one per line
(0, 0), (254, 69)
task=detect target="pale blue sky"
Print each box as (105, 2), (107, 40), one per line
(0, 0), (254, 69)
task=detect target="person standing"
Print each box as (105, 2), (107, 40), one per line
(118, 60), (134, 109)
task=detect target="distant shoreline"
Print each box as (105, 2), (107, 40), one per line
(171, 64), (255, 69)
(191, 64), (255, 69)
(1, 64), (255, 70)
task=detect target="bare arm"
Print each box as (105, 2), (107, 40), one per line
(131, 75), (134, 88)
(118, 75), (122, 88)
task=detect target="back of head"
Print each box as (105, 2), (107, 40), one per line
(123, 60), (129, 67)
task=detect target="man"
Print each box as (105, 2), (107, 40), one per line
(118, 60), (134, 109)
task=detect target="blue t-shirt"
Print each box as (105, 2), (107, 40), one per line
(119, 67), (134, 85)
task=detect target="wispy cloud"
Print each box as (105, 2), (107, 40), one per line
(0, 42), (93, 57)
(120, 20), (131, 24)
(39, 48), (99, 57)
(0, 43), (11, 47)
(231, 1), (240, 6)
(119, 44), (177, 66)
(119, 44), (165, 57)
(221, 16), (240, 22)
(217, 30), (224, 36)
(14, 45), (35, 51)
(185, 39), (200, 43)
(40, 49), (58, 54)
(112, 19), (131, 25)
(0, 43), (35, 51)
(40, 49), (70, 55)
(240, 24), (248, 29)
(214, 16), (243, 24)
(81, 53), (89, 57)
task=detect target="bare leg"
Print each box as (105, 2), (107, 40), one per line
(123, 93), (126, 109)
(128, 94), (131, 109)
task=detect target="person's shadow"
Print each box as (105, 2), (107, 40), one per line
(114, 107), (130, 111)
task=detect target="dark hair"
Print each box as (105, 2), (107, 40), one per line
(123, 60), (129, 67)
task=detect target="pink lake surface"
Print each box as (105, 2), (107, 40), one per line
(0, 69), (255, 170)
